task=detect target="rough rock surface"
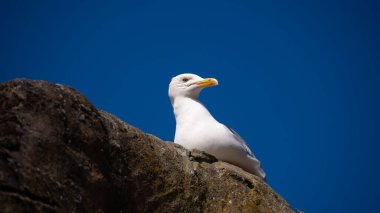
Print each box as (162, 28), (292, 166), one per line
(0, 79), (293, 213)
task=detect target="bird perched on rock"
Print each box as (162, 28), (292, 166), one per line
(168, 73), (266, 179)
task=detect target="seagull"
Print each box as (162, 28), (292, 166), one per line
(168, 73), (266, 179)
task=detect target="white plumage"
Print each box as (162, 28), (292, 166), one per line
(169, 73), (266, 179)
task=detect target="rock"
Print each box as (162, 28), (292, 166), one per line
(0, 79), (294, 212)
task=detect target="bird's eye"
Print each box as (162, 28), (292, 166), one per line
(182, 78), (189, 82)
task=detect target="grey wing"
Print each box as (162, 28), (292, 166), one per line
(224, 125), (255, 157)
(224, 125), (266, 179)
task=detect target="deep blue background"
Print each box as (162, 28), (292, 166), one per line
(1, 1), (379, 212)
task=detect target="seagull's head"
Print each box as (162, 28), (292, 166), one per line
(169, 73), (218, 102)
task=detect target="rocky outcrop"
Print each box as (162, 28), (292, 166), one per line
(0, 79), (293, 212)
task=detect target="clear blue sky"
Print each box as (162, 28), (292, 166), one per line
(1, 1), (379, 212)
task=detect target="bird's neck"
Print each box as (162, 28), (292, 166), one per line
(172, 97), (215, 124)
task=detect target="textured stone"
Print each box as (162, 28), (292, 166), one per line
(0, 79), (294, 212)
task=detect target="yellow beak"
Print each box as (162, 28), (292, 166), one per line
(197, 78), (218, 87)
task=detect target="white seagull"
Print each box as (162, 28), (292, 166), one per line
(169, 73), (266, 179)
